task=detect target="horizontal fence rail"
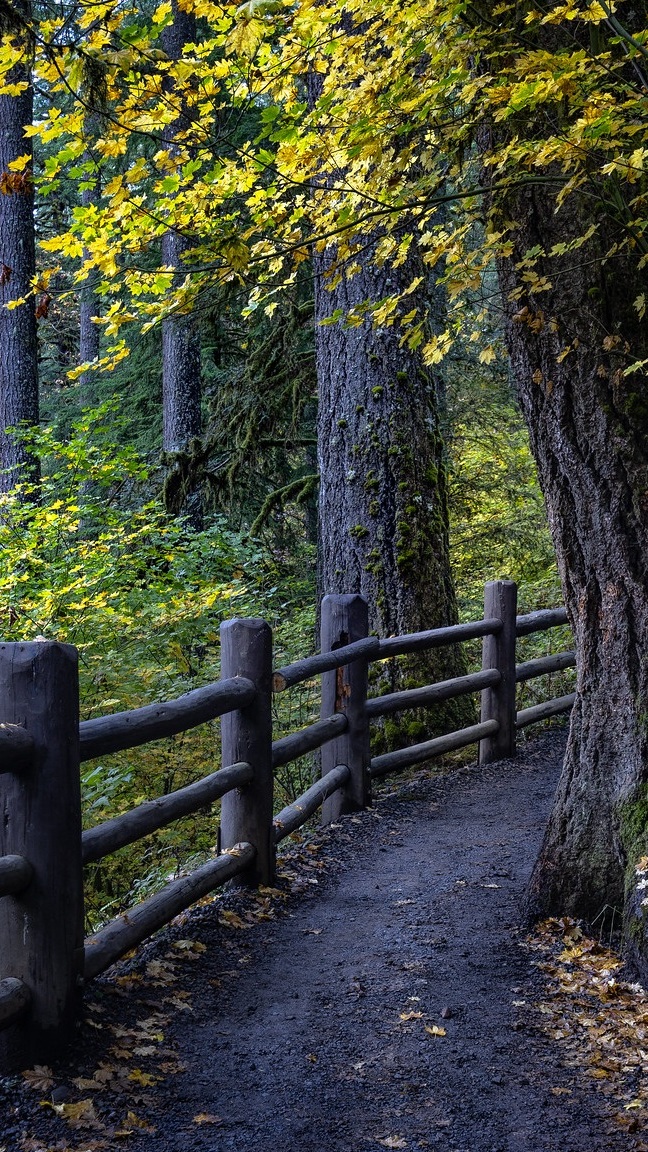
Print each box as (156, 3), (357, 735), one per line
(271, 714), (348, 768)
(366, 668), (501, 719)
(274, 766), (351, 843)
(0, 979), (31, 1030)
(82, 762), (254, 865)
(80, 677), (257, 761)
(370, 720), (500, 778)
(0, 580), (576, 1070)
(376, 617), (502, 659)
(84, 844), (255, 981)
(0, 855), (33, 898)
(516, 651), (576, 682)
(515, 607), (569, 636)
(516, 693), (577, 729)
(0, 725), (35, 774)
(273, 637), (381, 692)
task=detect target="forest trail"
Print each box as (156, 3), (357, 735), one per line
(3, 730), (637, 1152)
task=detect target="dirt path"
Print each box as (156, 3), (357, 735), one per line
(1, 731), (632, 1151)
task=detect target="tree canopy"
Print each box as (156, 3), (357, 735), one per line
(2, 0), (645, 373)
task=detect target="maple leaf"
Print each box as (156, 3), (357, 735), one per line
(399, 1011), (424, 1021)
(22, 1065), (54, 1092)
(145, 960), (177, 983)
(73, 1076), (102, 1091)
(128, 1068), (159, 1087)
(425, 1025), (446, 1037)
(34, 293), (51, 319)
(172, 938), (206, 953)
(43, 1097), (104, 1130)
(115, 1110), (156, 1136)
(193, 1113), (222, 1124)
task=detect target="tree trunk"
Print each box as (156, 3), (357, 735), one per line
(161, 2), (202, 529)
(0, 2), (38, 492)
(78, 112), (103, 404)
(496, 184), (648, 951)
(314, 239), (469, 747)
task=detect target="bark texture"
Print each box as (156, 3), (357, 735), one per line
(314, 241), (469, 745)
(497, 186), (648, 944)
(78, 111), (103, 402)
(161, 3), (202, 528)
(0, 3), (38, 492)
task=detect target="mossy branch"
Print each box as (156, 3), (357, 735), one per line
(249, 473), (318, 537)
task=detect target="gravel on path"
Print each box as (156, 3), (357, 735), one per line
(0, 729), (634, 1151)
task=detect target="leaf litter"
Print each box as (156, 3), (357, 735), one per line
(527, 917), (648, 1142)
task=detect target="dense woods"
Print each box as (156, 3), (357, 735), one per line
(0, 0), (647, 965)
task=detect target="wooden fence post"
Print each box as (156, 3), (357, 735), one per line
(320, 594), (371, 822)
(479, 580), (518, 765)
(220, 619), (274, 885)
(0, 642), (84, 1072)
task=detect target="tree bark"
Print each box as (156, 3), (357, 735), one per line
(0, 1), (38, 492)
(314, 239), (469, 746)
(161, 2), (202, 529)
(78, 112), (103, 404)
(496, 184), (648, 949)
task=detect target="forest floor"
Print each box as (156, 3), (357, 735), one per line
(2, 728), (648, 1152)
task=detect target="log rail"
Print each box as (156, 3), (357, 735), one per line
(0, 580), (575, 1069)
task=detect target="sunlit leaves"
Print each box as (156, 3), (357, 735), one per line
(2, 0), (647, 355)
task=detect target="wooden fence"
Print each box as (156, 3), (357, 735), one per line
(0, 579), (575, 1069)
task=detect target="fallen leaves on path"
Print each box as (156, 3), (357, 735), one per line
(529, 918), (648, 1140)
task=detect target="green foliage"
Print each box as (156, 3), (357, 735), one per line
(0, 403), (317, 926)
(446, 354), (575, 718)
(447, 362), (559, 620)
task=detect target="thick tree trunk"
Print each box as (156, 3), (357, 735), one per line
(161, 3), (202, 529)
(0, 3), (38, 492)
(314, 240), (469, 746)
(496, 186), (648, 949)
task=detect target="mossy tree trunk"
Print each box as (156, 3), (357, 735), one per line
(314, 239), (470, 748)
(0, 1), (38, 493)
(160, 1), (203, 530)
(496, 182), (648, 957)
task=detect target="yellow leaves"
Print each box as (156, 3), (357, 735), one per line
(42, 1097), (101, 1128)
(539, 0), (608, 24)
(227, 16), (267, 57)
(96, 136), (129, 159)
(399, 1010), (424, 1021)
(128, 1068), (160, 1086)
(218, 909), (250, 929)
(531, 918), (648, 1121)
(8, 153), (31, 173)
(425, 1024), (446, 1037)
(116, 1110), (157, 1135)
(153, 1), (173, 21)
(193, 1112), (223, 1124)
(41, 234), (84, 259)
(479, 345), (497, 365)
(422, 331), (453, 365)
